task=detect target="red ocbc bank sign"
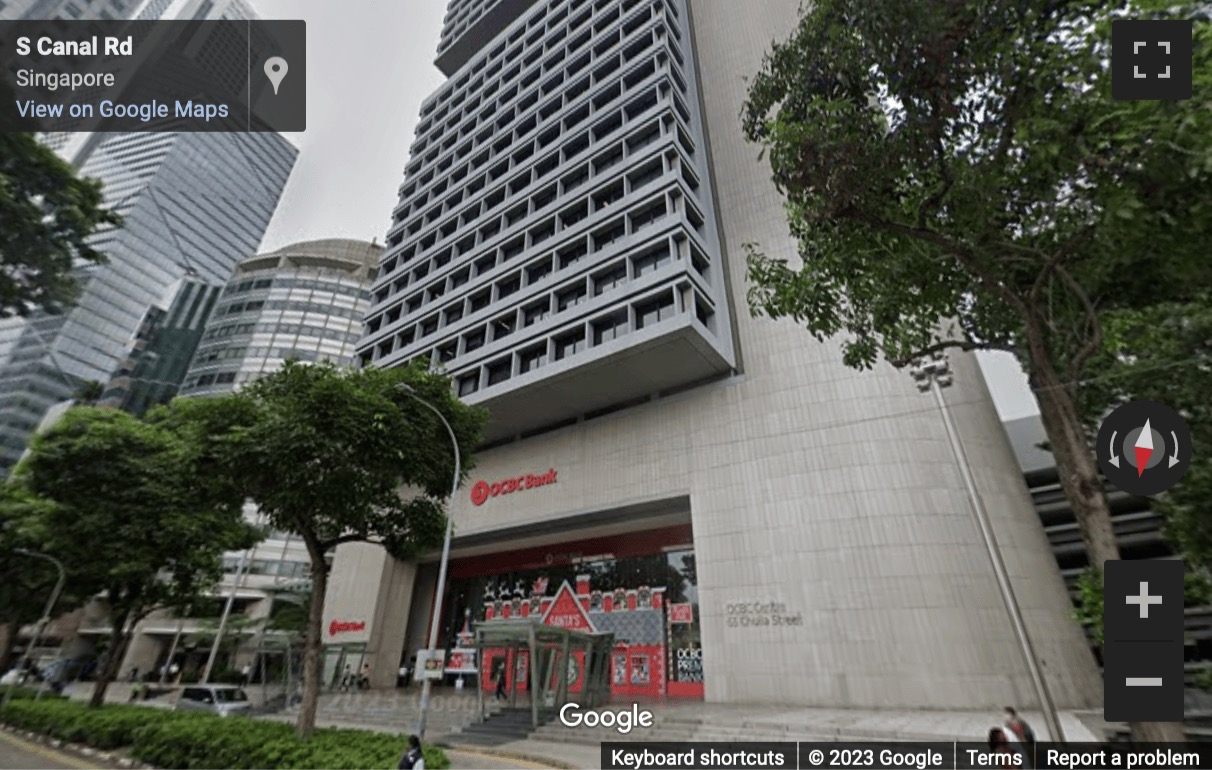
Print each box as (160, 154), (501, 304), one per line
(328, 620), (365, 636)
(470, 468), (557, 506)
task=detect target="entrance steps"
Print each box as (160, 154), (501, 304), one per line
(453, 707), (553, 746)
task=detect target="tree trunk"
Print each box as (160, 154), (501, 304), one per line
(1032, 349), (1185, 741)
(89, 606), (132, 708)
(1032, 369), (1121, 569)
(295, 535), (328, 738)
(0, 619), (17, 672)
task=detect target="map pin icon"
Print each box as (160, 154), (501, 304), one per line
(264, 56), (288, 95)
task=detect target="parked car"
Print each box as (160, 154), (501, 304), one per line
(175, 684), (251, 717)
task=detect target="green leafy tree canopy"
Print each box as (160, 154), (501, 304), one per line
(14, 407), (258, 706)
(741, 0), (1212, 571)
(162, 360), (487, 736)
(0, 134), (120, 317)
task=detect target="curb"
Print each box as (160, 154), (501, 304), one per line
(1, 724), (154, 768)
(439, 742), (579, 769)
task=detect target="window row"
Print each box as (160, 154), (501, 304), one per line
(439, 284), (714, 397)
(364, 234), (714, 366)
(203, 321), (362, 345)
(217, 299), (366, 321)
(222, 276), (369, 300)
(222, 277), (273, 295)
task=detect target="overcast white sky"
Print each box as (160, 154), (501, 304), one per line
(247, 0), (1040, 421)
(253, 0), (446, 254)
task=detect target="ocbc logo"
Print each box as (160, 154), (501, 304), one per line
(470, 468), (558, 506)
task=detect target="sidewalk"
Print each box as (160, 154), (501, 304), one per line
(256, 704), (1111, 770)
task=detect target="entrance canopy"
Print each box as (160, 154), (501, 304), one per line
(475, 619), (614, 728)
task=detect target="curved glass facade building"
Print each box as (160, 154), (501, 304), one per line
(180, 238), (382, 397)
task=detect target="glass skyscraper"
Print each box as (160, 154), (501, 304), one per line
(0, 129), (297, 474)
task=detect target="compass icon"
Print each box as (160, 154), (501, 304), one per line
(1096, 400), (1192, 496)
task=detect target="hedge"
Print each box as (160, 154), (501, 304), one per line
(0, 686), (67, 701)
(0, 699), (449, 769)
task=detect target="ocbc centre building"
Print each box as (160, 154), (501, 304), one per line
(322, 0), (1103, 711)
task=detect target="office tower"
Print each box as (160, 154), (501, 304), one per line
(0, 0), (132, 20)
(98, 278), (223, 415)
(180, 239), (382, 397)
(0, 129), (297, 476)
(329, 0), (1105, 712)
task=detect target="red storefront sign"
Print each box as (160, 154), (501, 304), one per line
(470, 468), (557, 506)
(328, 620), (366, 636)
(542, 583), (593, 631)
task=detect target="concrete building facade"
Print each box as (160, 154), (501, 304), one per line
(330, 0), (1102, 713)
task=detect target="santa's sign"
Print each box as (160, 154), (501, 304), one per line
(541, 582), (595, 631)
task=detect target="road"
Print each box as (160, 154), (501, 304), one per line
(0, 731), (94, 770)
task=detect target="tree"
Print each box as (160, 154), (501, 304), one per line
(741, 0), (1211, 740)
(0, 485), (75, 671)
(0, 134), (120, 318)
(13, 407), (258, 706)
(1079, 296), (1212, 570)
(167, 360), (487, 737)
(72, 381), (106, 406)
(1068, 296), (1212, 659)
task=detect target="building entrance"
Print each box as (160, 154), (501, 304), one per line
(475, 619), (613, 727)
(438, 524), (702, 700)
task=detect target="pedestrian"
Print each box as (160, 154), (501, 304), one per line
(494, 661), (507, 701)
(339, 664), (352, 693)
(241, 662), (252, 686)
(169, 662), (180, 682)
(988, 727), (1015, 756)
(360, 663), (371, 690)
(398, 734), (425, 770)
(128, 666), (139, 683)
(1004, 707), (1036, 751)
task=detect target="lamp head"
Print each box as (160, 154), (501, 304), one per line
(14, 548), (33, 556)
(395, 383), (415, 394)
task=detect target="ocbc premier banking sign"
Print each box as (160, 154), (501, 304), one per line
(470, 468), (557, 506)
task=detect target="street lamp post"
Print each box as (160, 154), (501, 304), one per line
(160, 609), (188, 686)
(396, 383), (461, 740)
(3, 549), (66, 706)
(910, 353), (1065, 742)
(201, 549), (250, 684)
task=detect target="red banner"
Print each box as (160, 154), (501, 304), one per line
(668, 603), (694, 624)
